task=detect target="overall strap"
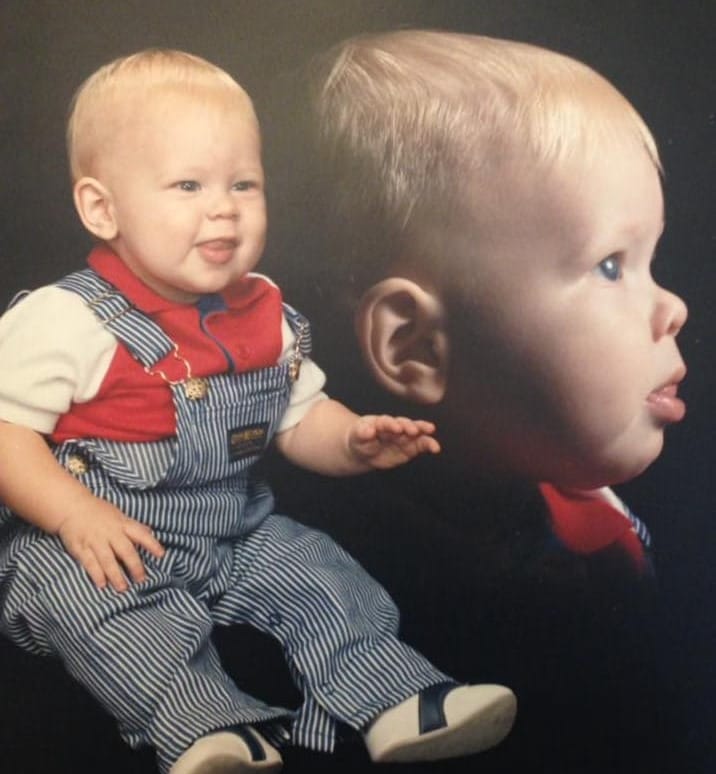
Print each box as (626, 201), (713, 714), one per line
(282, 302), (312, 382)
(56, 268), (174, 368)
(283, 302), (312, 357)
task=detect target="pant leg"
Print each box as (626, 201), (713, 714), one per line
(211, 514), (449, 752)
(1, 533), (292, 773)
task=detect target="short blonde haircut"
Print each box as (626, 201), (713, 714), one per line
(308, 29), (660, 295)
(67, 48), (256, 181)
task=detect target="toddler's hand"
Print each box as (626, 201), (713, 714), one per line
(57, 502), (165, 593)
(348, 415), (440, 470)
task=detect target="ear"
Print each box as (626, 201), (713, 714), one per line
(355, 277), (449, 404)
(73, 177), (118, 241)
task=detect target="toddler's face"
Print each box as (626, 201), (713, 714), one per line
(94, 92), (266, 303)
(447, 140), (687, 488)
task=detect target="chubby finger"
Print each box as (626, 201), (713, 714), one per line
(353, 418), (379, 441)
(391, 418), (437, 438)
(369, 414), (405, 435)
(382, 431), (441, 457)
(78, 549), (109, 590)
(110, 534), (149, 585)
(105, 564), (130, 593)
(125, 521), (165, 559)
(417, 435), (441, 454)
(391, 433), (441, 456)
(410, 419), (437, 436)
(375, 416), (436, 439)
(92, 542), (129, 593)
(374, 427), (428, 448)
(383, 417), (418, 437)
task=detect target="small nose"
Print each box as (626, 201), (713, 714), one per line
(652, 285), (687, 340)
(209, 190), (238, 220)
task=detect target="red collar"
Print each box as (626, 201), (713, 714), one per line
(540, 482), (647, 571)
(87, 245), (272, 314)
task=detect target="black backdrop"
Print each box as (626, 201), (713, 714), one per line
(0, 2), (714, 772)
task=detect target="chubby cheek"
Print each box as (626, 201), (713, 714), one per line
(506, 324), (662, 484)
(540, 333), (636, 428)
(446, 300), (662, 484)
(247, 201), (267, 235)
(543, 368), (664, 486)
(253, 221), (268, 258)
(445, 358), (660, 487)
(242, 210), (267, 255)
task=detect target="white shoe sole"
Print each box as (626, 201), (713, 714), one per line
(366, 684), (517, 763)
(170, 729), (283, 774)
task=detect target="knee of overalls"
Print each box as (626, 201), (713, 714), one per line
(1, 532), (213, 659)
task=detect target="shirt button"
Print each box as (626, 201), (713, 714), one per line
(268, 612), (283, 627)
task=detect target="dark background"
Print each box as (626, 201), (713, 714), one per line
(0, 1), (713, 772)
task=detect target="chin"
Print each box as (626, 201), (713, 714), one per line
(584, 423), (668, 486)
(548, 445), (663, 490)
(595, 446), (664, 488)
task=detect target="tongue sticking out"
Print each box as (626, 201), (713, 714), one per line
(199, 239), (237, 264)
(646, 383), (686, 424)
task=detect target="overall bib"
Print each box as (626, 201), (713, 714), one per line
(0, 269), (446, 772)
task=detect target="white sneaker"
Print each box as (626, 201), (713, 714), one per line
(364, 682), (517, 763)
(169, 726), (283, 774)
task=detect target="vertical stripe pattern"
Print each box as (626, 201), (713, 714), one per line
(0, 269), (448, 772)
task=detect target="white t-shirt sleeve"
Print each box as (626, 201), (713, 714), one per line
(0, 286), (116, 433)
(277, 315), (328, 433)
(0, 284), (326, 435)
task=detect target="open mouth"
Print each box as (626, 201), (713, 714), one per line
(198, 239), (238, 264)
(646, 373), (686, 424)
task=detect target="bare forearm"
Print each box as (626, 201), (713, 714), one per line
(275, 400), (440, 476)
(275, 399), (370, 476)
(0, 420), (99, 533)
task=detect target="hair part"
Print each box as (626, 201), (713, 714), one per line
(307, 29), (660, 300)
(67, 48), (256, 181)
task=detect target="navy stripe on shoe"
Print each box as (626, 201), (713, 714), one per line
(418, 682), (460, 734)
(225, 726), (267, 761)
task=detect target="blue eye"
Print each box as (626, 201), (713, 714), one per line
(594, 255), (622, 281)
(232, 180), (257, 192)
(176, 180), (200, 192)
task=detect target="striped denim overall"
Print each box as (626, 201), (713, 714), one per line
(0, 269), (447, 772)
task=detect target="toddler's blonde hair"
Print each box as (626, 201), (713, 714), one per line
(309, 29), (659, 293)
(67, 48), (255, 181)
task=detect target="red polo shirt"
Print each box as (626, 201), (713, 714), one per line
(52, 247), (284, 443)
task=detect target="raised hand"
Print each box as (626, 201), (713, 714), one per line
(348, 414), (440, 469)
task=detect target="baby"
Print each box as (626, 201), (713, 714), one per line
(0, 50), (516, 773)
(275, 27), (687, 523)
(264, 29), (689, 769)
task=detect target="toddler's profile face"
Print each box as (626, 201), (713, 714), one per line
(92, 93), (266, 303)
(448, 139), (687, 487)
